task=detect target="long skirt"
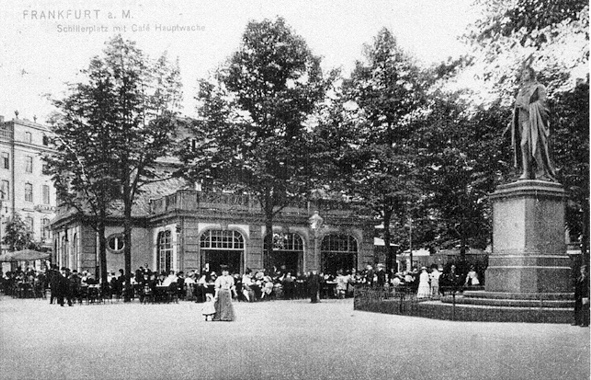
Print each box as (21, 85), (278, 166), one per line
(417, 281), (430, 299)
(213, 289), (235, 321)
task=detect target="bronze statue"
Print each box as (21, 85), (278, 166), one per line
(509, 66), (556, 181)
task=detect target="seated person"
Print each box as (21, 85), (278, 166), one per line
(261, 273), (274, 299)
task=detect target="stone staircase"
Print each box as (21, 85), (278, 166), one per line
(424, 290), (575, 323)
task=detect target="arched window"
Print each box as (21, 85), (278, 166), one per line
(264, 232), (304, 273)
(320, 234), (358, 275)
(200, 230), (244, 249)
(200, 230), (244, 274)
(157, 230), (173, 274)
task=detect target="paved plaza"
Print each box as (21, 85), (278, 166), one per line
(0, 296), (589, 380)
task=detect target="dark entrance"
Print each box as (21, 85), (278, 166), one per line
(200, 230), (244, 274)
(264, 233), (304, 274)
(320, 234), (358, 275)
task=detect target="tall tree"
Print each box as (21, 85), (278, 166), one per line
(415, 91), (512, 252)
(105, 37), (182, 300)
(45, 67), (121, 289)
(551, 82), (590, 257)
(182, 18), (329, 270)
(48, 36), (183, 298)
(336, 28), (427, 268)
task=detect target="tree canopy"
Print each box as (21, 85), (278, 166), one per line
(465, 0), (589, 257)
(181, 18), (330, 269)
(47, 35), (182, 290)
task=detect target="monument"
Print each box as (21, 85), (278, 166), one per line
(355, 65), (574, 322)
(458, 65), (574, 322)
(485, 65), (571, 294)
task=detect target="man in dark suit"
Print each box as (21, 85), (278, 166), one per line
(308, 271), (320, 303)
(376, 264), (387, 288)
(69, 270), (82, 304)
(48, 265), (60, 304)
(440, 264), (461, 297)
(54, 268), (68, 306)
(62, 268), (74, 306)
(573, 264), (589, 327)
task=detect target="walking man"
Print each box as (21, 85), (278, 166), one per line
(308, 271), (320, 303)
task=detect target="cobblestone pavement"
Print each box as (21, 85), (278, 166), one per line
(0, 296), (589, 380)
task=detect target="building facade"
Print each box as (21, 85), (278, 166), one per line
(0, 115), (56, 253)
(51, 188), (375, 276)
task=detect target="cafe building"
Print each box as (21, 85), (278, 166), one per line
(50, 179), (375, 277)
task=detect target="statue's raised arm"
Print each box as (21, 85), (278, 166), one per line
(510, 66), (556, 181)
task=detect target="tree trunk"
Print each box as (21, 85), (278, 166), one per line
(123, 168), (133, 302)
(263, 190), (274, 272)
(98, 217), (108, 293)
(383, 209), (393, 272)
(264, 208), (274, 273)
(583, 203), (590, 266)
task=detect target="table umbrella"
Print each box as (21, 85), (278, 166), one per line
(8, 249), (50, 261)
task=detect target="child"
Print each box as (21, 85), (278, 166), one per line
(202, 293), (216, 321)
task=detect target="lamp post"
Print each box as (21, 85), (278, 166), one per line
(308, 211), (323, 273)
(0, 194), (3, 255)
(408, 217), (413, 271)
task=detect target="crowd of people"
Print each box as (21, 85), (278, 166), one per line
(2, 261), (588, 326)
(0, 261), (485, 305)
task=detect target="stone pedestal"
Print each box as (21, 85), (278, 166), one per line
(485, 180), (571, 294)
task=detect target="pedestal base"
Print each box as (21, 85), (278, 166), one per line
(485, 180), (571, 295)
(485, 255), (572, 293)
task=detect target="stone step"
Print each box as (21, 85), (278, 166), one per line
(354, 298), (574, 323)
(441, 295), (574, 308)
(463, 290), (574, 300)
(417, 301), (573, 323)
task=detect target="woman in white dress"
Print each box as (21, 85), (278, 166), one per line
(416, 267), (431, 299)
(465, 266), (480, 287)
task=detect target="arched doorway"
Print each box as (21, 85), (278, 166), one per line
(320, 234), (358, 275)
(200, 230), (244, 274)
(264, 232), (304, 274)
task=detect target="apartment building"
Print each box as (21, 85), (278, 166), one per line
(0, 114), (56, 252)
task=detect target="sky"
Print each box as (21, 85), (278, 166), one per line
(0, 0), (478, 122)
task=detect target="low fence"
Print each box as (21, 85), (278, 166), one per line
(353, 285), (574, 323)
(353, 285), (423, 317)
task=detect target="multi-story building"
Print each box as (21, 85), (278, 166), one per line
(47, 119), (376, 277)
(0, 114), (56, 254)
(51, 178), (375, 277)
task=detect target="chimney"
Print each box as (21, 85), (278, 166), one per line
(0, 115), (4, 123)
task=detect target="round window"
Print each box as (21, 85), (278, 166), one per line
(107, 234), (125, 253)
